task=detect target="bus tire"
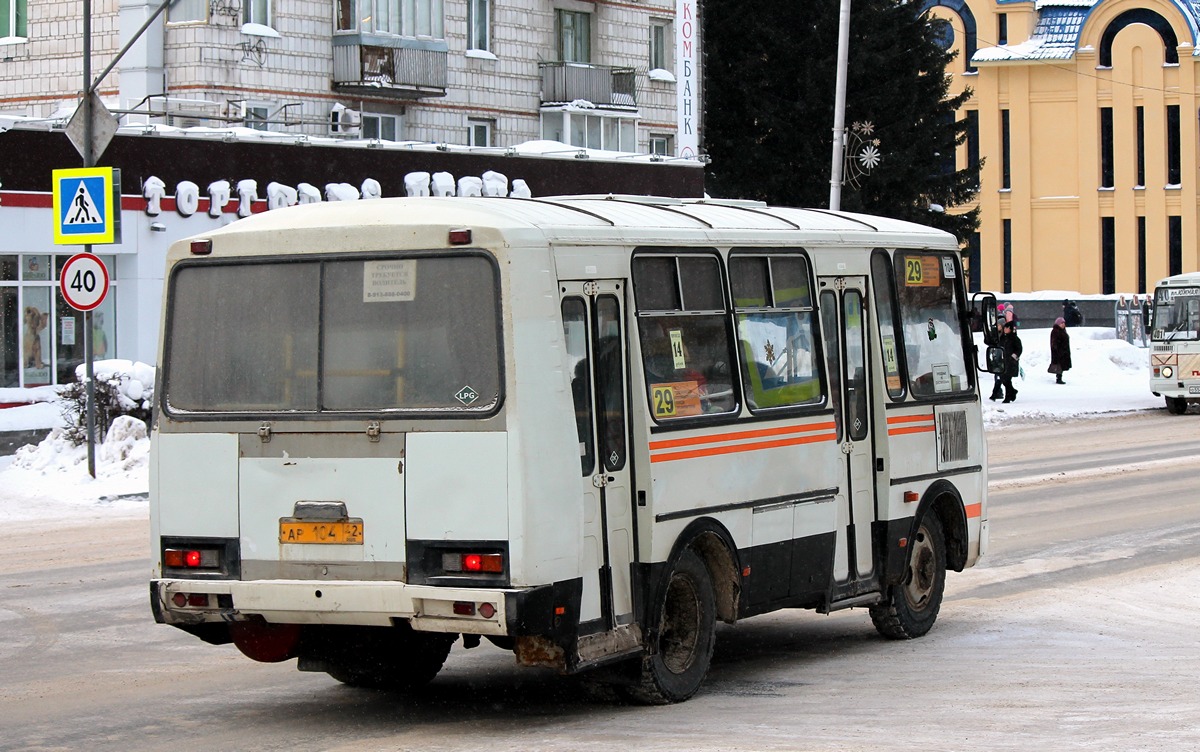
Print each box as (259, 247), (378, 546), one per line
(870, 514), (946, 640)
(625, 548), (716, 705)
(322, 625), (456, 690)
(1165, 397), (1188, 414)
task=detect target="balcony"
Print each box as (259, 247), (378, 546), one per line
(540, 62), (637, 109)
(333, 34), (448, 99)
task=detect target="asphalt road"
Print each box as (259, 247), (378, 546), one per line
(1, 410), (1198, 751)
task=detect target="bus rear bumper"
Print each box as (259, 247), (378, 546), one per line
(151, 578), (517, 637)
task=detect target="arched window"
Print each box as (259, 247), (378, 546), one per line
(1099, 9), (1178, 67)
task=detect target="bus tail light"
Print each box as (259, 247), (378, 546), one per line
(448, 228), (472, 245)
(442, 552), (504, 573)
(164, 547), (220, 569)
(190, 239), (213, 255)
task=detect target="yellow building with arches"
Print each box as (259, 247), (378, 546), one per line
(926, 0), (1200, 294)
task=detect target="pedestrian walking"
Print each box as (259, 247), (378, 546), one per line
(1063, 299), (1084, 327)
(1004, 303), (1018, 328)
(1048, 317), (1071, 385)
(1000, 320), (1023, 403)
(989, 305), (1006, 400)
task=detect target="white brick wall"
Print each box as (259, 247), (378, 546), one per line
(0, 0), (683, 153)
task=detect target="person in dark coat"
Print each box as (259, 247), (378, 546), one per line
(1063, 299), (1084, 327)
(1000, 321), (1023, 403)
(1049, 317), (1072, 385)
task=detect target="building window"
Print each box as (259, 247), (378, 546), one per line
(245, 105), (270, 131)
(1099, 107), (1114, 189)
(649, 134), (673, 156)
(336, 0), (354, 31)
(1166, 104), (1181, 186)
(542, 111), (636, 152)
(167, 0), (206, 23)
(2, 254), (117, 389)
(363, 113), (400, 141)
(1101, 217), (1115, 294)
(1002, 218), (1012, 293)
(1137, 216), (1147, 294)
(467, 0), (489, 50)
(243, 0), (270, 26)
(1136, 106), (1145, 187)
(1000, 109), (1011, 190)
(340, 0), (443, 37)
(469, 119), (492, 147)
(557, 9), (591, 63)
(1, 0), (26, 38)
(965, 110), (979, 174)
(650, 20), (671, 71)
(997, 13), (1007, 46)
(1169, 215), (1182, 276)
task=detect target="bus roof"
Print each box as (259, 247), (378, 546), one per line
(1156, 271), (1200, 288)
(178, 195), (960, 260)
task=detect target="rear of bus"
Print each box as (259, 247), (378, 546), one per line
(148, 202), (575, 688)
(1149, 272), (1200, 414)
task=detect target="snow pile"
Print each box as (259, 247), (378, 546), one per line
(1, 417), (150, 522)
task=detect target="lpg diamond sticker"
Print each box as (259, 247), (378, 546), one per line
(455, 385), (479, 406)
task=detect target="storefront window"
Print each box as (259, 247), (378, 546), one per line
(22, 255), (51, 281)
(1, 253), (118, 388)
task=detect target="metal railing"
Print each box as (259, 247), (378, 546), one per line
(334, 41), (448, 97)
(540, 62), (637, 108)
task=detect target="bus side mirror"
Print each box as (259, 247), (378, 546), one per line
(985, 346), (1005, 374)
(971, 292), (1000, 346)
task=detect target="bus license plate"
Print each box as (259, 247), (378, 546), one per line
(279, 520), (364, 544)
(1190, 386), (1200, 394)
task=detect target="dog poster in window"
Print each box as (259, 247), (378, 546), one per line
(363, 259), (416, 303)
(23, 287), (52, 386)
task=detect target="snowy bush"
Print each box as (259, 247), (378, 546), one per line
(59, 360), (155, 447)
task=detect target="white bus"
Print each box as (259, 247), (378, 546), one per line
(149, 195), (1000, 703)
(1149, 270), (1200, 414)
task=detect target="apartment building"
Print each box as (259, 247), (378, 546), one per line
(927, 0), (1200, 295)
(0, 0), (703, 389)
(0, 0), (692, 155)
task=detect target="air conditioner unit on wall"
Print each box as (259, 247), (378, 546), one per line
(330, 103), (361, 136)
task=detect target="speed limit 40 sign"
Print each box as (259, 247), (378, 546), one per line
(60, 252), (110, 311)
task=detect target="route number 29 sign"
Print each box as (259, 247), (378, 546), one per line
(60, 252), (110, 311)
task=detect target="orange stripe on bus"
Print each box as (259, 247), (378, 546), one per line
(648, 421), (838, 451)
(887, 425), (936, 436)
(886, 413), (934, 424)
(650, 432), (838, 463)
(964, 503), (982, 518)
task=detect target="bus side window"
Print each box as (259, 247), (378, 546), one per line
(870, 251), (905, 400)
(633, 252), (737, 421)
(729, 251), (822, 411)
(561, 298), (595, 475)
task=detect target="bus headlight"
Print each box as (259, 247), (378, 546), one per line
(1162, 366), (1174, 379)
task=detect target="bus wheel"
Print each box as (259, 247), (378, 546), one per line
(625, 548), (716, 704)
(1166, 397), (1189, 414)
(322, 624), (456, 690)
(871, 514), (946, 640)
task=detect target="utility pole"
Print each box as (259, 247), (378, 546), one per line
(828, 0), (852, 211)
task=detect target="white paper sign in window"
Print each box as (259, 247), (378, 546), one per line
(363, 260), (417, 303)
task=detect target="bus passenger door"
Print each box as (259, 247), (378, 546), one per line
(560, 281), (635, 630)
(820, 279), (877, 588)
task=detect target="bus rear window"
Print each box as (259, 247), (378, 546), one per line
(163, 254), (501, 415)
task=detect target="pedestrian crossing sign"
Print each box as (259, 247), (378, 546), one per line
(52, 167), (122, 245)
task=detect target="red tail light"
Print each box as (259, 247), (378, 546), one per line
(442, 552), (504, 574)
(164, 547), (219, 568)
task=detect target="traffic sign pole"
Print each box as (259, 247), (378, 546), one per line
(60, 252), (109, 479)
(83, 0), (96, 479)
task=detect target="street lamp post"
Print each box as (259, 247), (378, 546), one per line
(829, 0), (852, 211)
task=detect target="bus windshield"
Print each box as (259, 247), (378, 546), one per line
(1153, 287), (1200, 341)
(162, 253), (501, 415)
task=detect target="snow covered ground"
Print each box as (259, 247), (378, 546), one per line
(0, 327), (1163, 524)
